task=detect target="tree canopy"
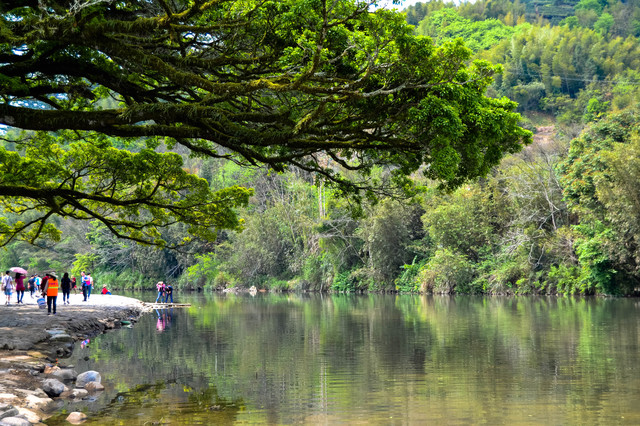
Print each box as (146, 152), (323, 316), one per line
(0, 0), (530, 247)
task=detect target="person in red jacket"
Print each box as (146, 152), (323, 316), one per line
(14, 273), (25, 304)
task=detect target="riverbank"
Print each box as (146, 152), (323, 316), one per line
(0, 293), (149, 424)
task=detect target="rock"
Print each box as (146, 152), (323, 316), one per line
(66, 412), (87, 424)
(0, 404), (18, 420)
(44, 329), (66, 337)
(70, 389), (88, 399)
(0, 416), (31, 426)
(50, 368), (78, 382)
(49, 333), (73, 343)
(31, 389), (47, 399)
(41, 379), (66, 398)
(15, 407), (40, 424)
(43, 365), (59, 375)
(24, 394), (52, 410)
(75, 371), (101, 388)
(25, 352), (47, 359)
(58, 391), (73, 399)
(83, 382), (104, 392)
(0, 396), (17, 403)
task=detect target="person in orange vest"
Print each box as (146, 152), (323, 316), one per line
(44, 273), (59, 315)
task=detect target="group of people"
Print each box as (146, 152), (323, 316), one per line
(1, 270), (102, 315)
(155, 281), (174, 304)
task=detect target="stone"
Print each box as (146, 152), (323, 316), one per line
(32, 389), (47, 398)
(75, 371), (101, 388)
(50, 368), (78, 382)
(66, 412), (87, 424)
(0, 404), (18, 420)
(83, 382), (104, 392)
(58, 391), (73, 399)
(49, 333), (73, 343)
(0, 395), (17, 403)
(24, 394), (52, 410)
(15, 407), (40, 424)
(0, 416), (31, 426)
(70, 389), (88, 399)
(41, 379), (66, 398)
(43, 366), (59, 375)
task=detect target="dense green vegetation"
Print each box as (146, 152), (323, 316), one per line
(3, 0), (640, 295)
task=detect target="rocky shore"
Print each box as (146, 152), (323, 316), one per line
(0, 294), (149, 425)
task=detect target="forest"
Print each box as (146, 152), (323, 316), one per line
(2, 0), (640, 295)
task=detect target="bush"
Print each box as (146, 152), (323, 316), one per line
(485, 258), (530, 294)
(331, 269), (373, 292)
(93, 269), (148, 291)
(545, 264), (581, 294)
(395, 257), (426, 292)
(417, 249), (475, 294)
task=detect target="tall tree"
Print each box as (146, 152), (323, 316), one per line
(0, 0), (530, 246)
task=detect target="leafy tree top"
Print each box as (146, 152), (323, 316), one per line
(0, 0), (530, 246)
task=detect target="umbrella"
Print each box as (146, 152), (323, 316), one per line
(9, 267), (27, 275)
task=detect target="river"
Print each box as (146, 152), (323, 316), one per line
(46, 293), (640, 424)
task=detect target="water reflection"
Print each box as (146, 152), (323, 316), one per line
(155, 308), (173, 332)
(47, 294), (640, 424)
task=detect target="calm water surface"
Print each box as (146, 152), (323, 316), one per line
(47, 294), (640, 424)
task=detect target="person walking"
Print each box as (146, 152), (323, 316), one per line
(44, 273), (59, 315)
(28, 275), (36, 298)
(81, 272), (88, 301)
(86, 273), (93, 299)
(40, 274), (48, 295)
(14, 273), (25, 304)
(2, 271), (13, 305)
(61, 272), (71, 305)
(155, 281), (165, 303)
(71, 276), (77, 294)
(164, 283), (174, 304)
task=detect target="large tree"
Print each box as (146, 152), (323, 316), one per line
(0, 0), (530, 247)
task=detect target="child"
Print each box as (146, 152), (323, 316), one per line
(2, 271), (13, 305)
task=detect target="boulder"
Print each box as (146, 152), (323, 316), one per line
(15, 407), (40, 424)
(66, 412), (87, 424)
(76, 371), (101, 388)
(50, 368), (78, 382)
(24, 394), (53, 410)
(0, 404), (18, 420)
(42, 379), (67, 398)
(49, 333), (73, 343)
(0, 416), (31, 426)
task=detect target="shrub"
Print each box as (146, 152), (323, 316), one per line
(417, 249), (475, 294)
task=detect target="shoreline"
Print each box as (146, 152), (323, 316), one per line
(0, 293), (150, 424)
